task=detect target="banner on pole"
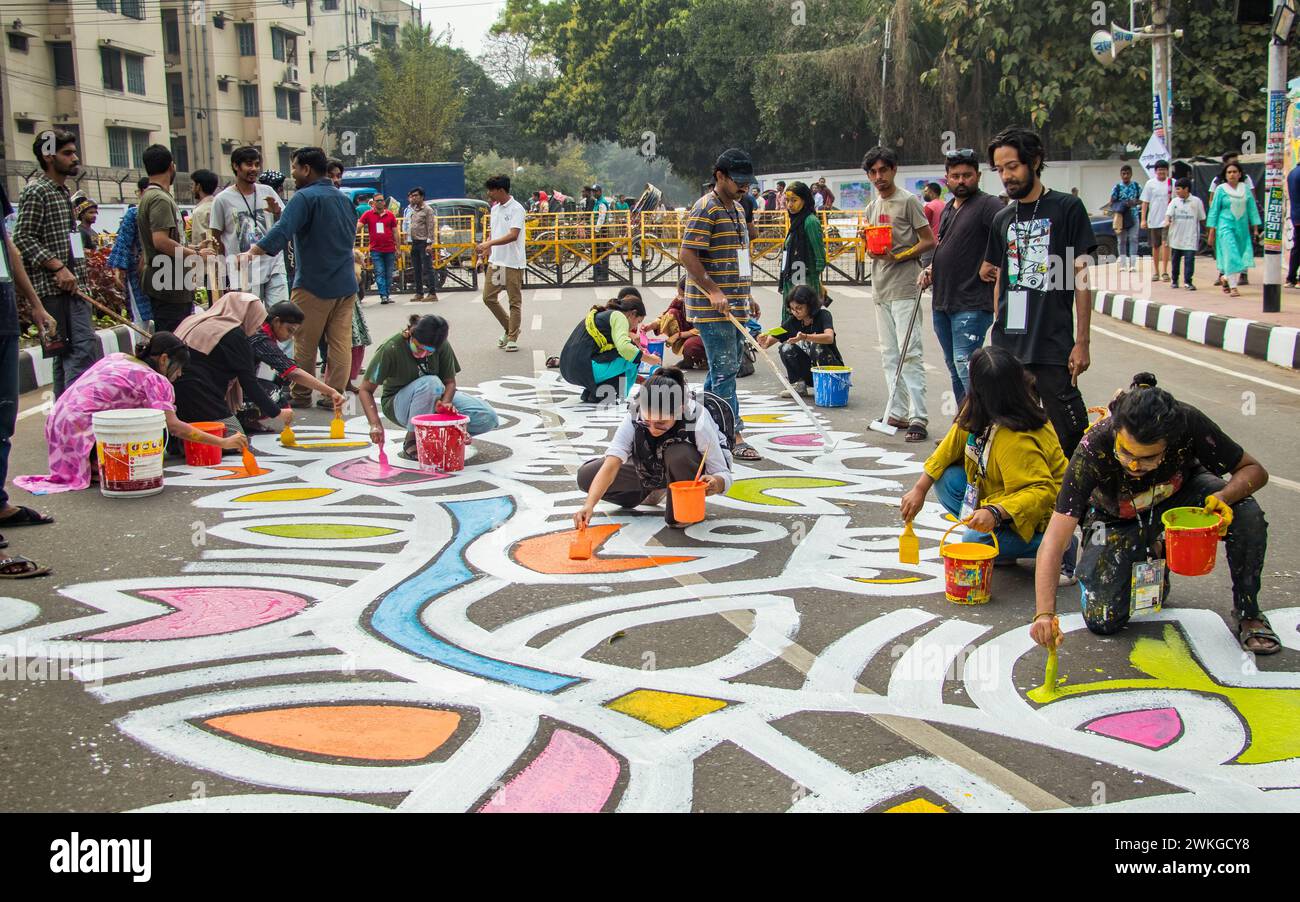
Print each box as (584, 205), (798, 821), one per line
(1265, 88), (1287, 253)
(1139, 133), (1170, 179)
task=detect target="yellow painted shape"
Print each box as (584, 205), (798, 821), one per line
(288, 440), (370, 449)
(885, 798), (947, 813)
(248, 523), (400, 540)
(853, 576), (925, 585)
(1030, 624), (1300, 765)
(605, 689), (728, 731)
(726, 476), (849, 507)
(743, 414), (791, 424)
(235, 487), (337, 503)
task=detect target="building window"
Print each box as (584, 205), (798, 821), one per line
(272, 29), (285, 61)
(16, 119), (36, 134)
(271, 29), (297, 64)
(241, 84), (259, 117)
(162, 9), (181, 55)
(130, 130), (150, 169)
(309, 50), (315, 74)
(101, 47), (124, 92)
(322, 0), (337, 9)
(108, 128), (130, 168)
(288, 90), (301, 122)
(125, 55), (146, 95)
(236, 23), (255, 57)
(213, 13), (226, 29)
(167, 74), (185, 118)
(307, 0), (313, 26)
(121, 0), (144, 20)
(371, 19), (378, 42)
(274, 87), (300, 122)
(172, 137), (189, 172)
(7, 33), (29, 53)
(52, 43), (76, 87)
(278, 146), (292, 174)
(218, 78), (230, 92)
(281, 0), (295, 7)
(97, 0), (116, 12)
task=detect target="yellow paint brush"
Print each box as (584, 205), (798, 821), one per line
(330, 412), (345, 440)
(279, 425), (296, 447)
(899, 521), (919, 564)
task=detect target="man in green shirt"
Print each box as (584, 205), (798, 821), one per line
(357, 314), (500, 459)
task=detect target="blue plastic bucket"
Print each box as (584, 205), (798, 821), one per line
(811, 366), (853, 407)
(646, 338), (666, 360)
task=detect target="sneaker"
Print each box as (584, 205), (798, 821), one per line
(380, 296), (393, 305)
(497, 334), (507, 349)
(782, 380), (808, 398)
(503, 340), (519, 352)
(412, 294), (425, 302)
(1185, 283), (1196, 291)
(1059, 534), (1079, 587)
(1160, 273), (1170, 282)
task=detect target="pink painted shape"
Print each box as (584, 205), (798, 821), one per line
(770, 433), (823, 447)
(326, 457), (447, 487)
(86, 588), (309, 641)
(1083, 707), (1183, 750)
(479, 729), (620, 813)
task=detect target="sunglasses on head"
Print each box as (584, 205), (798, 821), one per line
(945, 148), (978, 163)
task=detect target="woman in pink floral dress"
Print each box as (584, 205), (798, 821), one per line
(15, 333), (247, 494)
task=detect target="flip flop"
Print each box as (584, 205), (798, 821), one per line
(905, 422), (928, 443)
(0, 505), (54, 527)
(732, 441), (762, 461)
(546, 355), (561, 368)
(0, 556), (50, 579)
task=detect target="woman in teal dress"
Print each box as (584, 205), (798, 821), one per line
(1206, 162), (1261, 297)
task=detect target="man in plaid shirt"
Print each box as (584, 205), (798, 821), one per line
(13, 130), (93, 396)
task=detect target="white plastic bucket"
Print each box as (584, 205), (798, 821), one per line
(92, 408), (168, 498)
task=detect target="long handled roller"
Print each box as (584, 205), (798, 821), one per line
(725, 313), (835, 451)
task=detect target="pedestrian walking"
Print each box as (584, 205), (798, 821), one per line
(405, 188), (440, 302)
(1207, 162), (1262, 298)
(241, 147), (358, 408)
(209, 146), (287, 304)
(777, 181), (826, 303)
(863, 145), (936, 442)
(1165, 179), (1206, 290)
(592, 183), (611, 282)
(476, 174), (526, 352)
(1140, 160), (1173, 282)
(358, 193), (398, 304)
(982, 126), (1096, 457)
(1109, 164), (1141, 272)
(679, 147), (763, 462)
(919, 148), (1002, 408)
(13, 130), (95, 396)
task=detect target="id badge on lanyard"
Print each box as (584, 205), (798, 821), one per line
(69, 231), (86, 260)
(959, 481), (980, 522)
(1004, 290), (1028, 333)
(1131, 559), (1165, 615)
(737, 231), (752, 278)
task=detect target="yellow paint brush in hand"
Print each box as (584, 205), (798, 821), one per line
(329, 404), (345, 439)
(899, 521), (919, 564)
(279, 425), (296, 447)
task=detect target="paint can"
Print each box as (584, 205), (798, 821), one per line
(646, 338), (665, 360)
(810, 365), (852, 407)
(183, 422), (226, 466)
(1161, 506), (1222, 576)
(939, 521), (999, 604)
(668, 479), (707, 524)
(411, 412), (470, 472)
(865, 224), (893, 255)
(92, 408), (167, 498)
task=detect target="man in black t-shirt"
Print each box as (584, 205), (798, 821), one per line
(919, 149), (1002, 408)
(981, 127), (1096, 456)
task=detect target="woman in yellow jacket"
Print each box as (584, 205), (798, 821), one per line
(900, 346), (1078, 583)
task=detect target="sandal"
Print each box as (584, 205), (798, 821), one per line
(732, 441), (762, 462)
(905, 422), (928, 443)
(0, 556), (50, 579)
(1237, 614), (1282, 656)
(0, 505), (54, 527)
(887, 417), (910, 429)
(546, 355), (560, 368)
(1229, 289), (1241, 298)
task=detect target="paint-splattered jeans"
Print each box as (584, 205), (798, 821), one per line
(1078, 469), (1268, 635)
(698, 319), (745, 429)
(931, 308), (992, 407)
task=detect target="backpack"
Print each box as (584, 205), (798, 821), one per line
(737, 342), (757, 378)
(693, 390), (737, 450)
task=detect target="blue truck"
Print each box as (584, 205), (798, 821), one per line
(339, 162), (465, 209)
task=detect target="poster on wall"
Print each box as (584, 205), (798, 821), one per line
(838, 181), (872, 210)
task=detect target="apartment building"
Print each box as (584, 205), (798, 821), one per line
(1, 0), (419, 204)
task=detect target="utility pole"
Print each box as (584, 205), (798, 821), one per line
(1150, 0), (1173, 158)
(1263, 0), (1296, 314)
(878, 14), (891, 148)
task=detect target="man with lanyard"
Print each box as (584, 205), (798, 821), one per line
(592, 183), (611, 282)
(136, 144), (216, 334)
(679, 148), (762, 462)
(209, 145), (286, 304)
(981, 126), (1096, 457)
(14, 130), (94, 397)
(918, 148), (1003, 408)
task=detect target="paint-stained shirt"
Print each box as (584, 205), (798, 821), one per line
(681, 192), (751, 324)
(1055, 403), (1244, 523)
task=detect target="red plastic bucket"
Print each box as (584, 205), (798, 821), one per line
(939, 521), (1000, 605)
(411, 412), (470, 472)
(865, 224), (893, 255)
(184, 421), (226, 466)
(1161, 506), (1222, 576)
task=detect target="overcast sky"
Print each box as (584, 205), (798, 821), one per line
(419, 0), (508, 54)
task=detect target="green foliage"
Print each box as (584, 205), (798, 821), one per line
(374, 24), (465, 161)
(465, 139), (597, 202)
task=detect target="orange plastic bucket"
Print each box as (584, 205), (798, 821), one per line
(668, 479), (707, 524)
(184, 421), (226, 466)
(865, 224), (893, 255)
(939, 521), (1000, 604)
(1161, 506), (1222, 576)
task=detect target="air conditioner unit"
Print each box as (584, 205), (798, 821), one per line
(284, 65), (299, 84)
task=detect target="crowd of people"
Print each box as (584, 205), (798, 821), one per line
(0, 125), (1279, 656)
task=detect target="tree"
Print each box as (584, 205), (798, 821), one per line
(373, 23), (465, 161)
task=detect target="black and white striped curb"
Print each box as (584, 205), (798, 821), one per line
(1092, 290), (1300, 370)
(18, 325), (136, 395)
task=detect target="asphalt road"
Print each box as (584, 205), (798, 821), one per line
(1, 279), (1297, 813)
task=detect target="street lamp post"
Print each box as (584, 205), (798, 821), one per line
(1263, 0), (1296, 315)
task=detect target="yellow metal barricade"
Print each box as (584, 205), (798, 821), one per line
(523, 210), (632, 285)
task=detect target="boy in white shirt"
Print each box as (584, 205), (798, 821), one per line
(1165, 178), (1206, 290)
(1140, 160), (1173, 282)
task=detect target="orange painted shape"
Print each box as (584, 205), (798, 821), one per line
(210, 464), (272, 480)
(204, 705), (461, 761)
(514, 524), (696, 574)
